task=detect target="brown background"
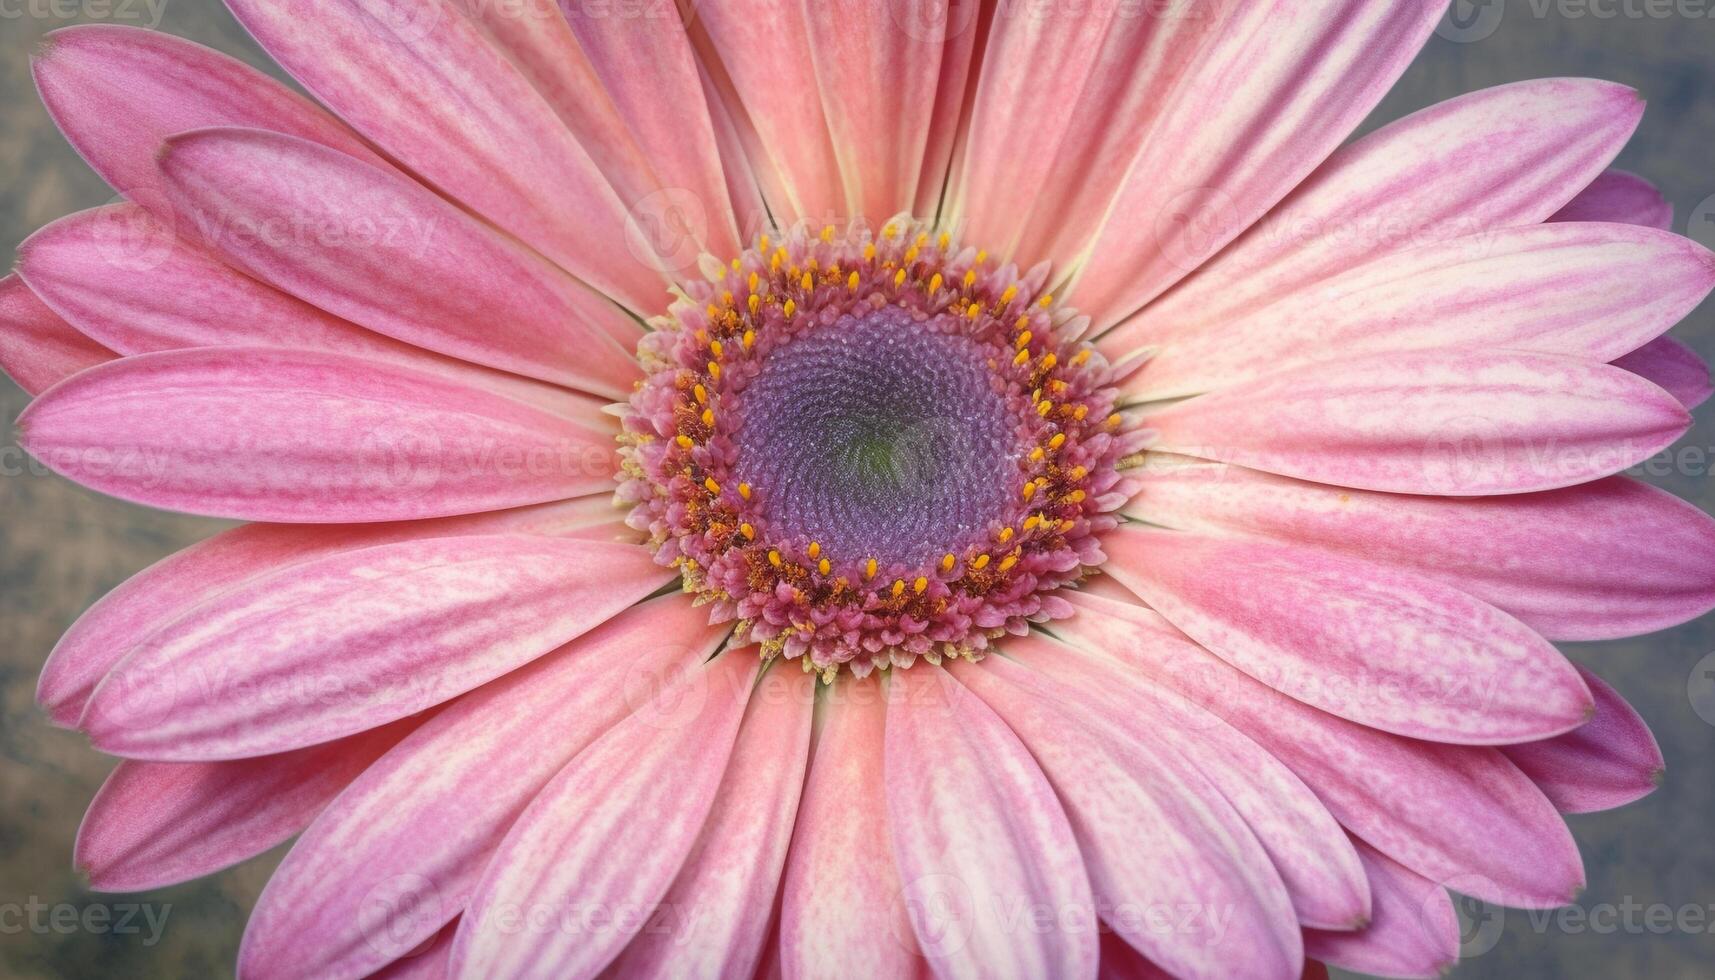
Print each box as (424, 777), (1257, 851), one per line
(3, 1), (1714, 976)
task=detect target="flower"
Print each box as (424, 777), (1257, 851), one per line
(4, 2), (1714, 977)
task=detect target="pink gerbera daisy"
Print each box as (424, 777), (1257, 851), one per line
(5, 1), (1715, 977)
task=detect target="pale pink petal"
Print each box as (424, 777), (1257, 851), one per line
(604, 668), (816, 979)
(0, 274), (113, 395)
(1144, 349), (1689, 495)
(76, 713), (422, 892)
(694, 55), (772, 245)
(80, 534), (669, 759)
(17, 204), (610, 420)
(911, 3), (983, 218)
(691, 0), (844, 224)
(1126, 459), (1715, 641)
(885, 667), (1098, 979)
(155, 128), (641, 397)
(1615, 336), (1713, 410)
(30, 24), (382, 204)
(1068, 0), (1442, 329)
(1502, 665), (1664, 814)
(1060, 591), (1584, 908)
(1126, 223), (1715, 400)
(558, 2), (743, 258)
(18, 347), (619, 523)
(1101, 526), (1591, 744)
(451, 653), (758, 977)
(1551, 169), (1674, 229)
(36, 498), (629, 727)
(950, 656), (1302, 980)
(222, 0), (667, 309)
(1114, 79), (1642, 351)
(781, 677), (930, 979)
(238, 595), (728, 980)
(951, 2), (1217, 265)
(802, 1), (955, 223)
(1304, 839), (1459, 980)
(1011, 631), (1369, 930)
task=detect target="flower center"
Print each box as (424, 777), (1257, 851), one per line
(619, 218), (1139, 677)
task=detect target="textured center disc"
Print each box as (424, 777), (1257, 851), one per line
(731, 306), (1018, 566)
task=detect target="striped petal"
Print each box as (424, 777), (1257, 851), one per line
(0, 274), (113, 395)
(603, 667), (816, 979)
(222, 0), (667, 309)
(1068, 0), (1442, 329)
(1125, 459), (1715, 641)
(1502, 665), (1664, 813)
(80, 534), (667, 759)
(450, 653), (757, 978)
(1303, 839), (1459, 979)
(1143, 349), (1688, 495)
(1111, 79), (1642, 352)
(17, 204), (603, 419)
(31, 24), (381, 204)
(36, 498), (628, 727)
(1126, 223), (1715, 400)
(1060, 591), (1584, 908)
(1102, 526), (1592, 743)
(75, 714), (422, 892)
(17, 347), (619, 523)
(155, 128), (640, 397)
(885, 666), (1098, 979)
(238, 595), (727, 980)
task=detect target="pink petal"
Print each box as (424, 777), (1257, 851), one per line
(450, 652), (758, 977)
(1502, 665), (1664, 813)
(238, 594), (728, 980)
(557, 3), (743, 260)
(80, 534), (668, 759)
(75, 713), (422, 892)
(884, 666), (1099, 979)
(1304, 838), (1459, 979)
(17, 204), (605, 419)
(1011, 631), (1368, 931)
(1127, 460), (1715, 641)
(1127, 223), (1715, 400)
(1615, 336), (1713, 410)
(1551, 169), (1674, 229)
(1068, 0), (1442, 329)
(604, 667), (816, 979)
(1102, 526), (1592, 743)
(911, 4), (982, 218)
(1145, 348), (1689, 495)
(18, 347), (619, 523)
(1113, 79), (1642, 351)
(369, 920), (458, 980)
(1097, 929), (1173, 978)
(780, 677), (931, 979)
(222, 0), (667, 310)
(155, 128), (640, 398)
(0, 274), (113, 395)
(30, 24), (382, 205)
(950, 656), (1303, 980)
(691, 0), (844, 224)
(36, 497), (629, 727)
(1061, 591), (1584, 908)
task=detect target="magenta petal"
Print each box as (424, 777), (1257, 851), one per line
(79, 535), (668, 759)
(18, 347), (619, 523)
(35, 498), (628, 728)
(75, 713), (422, 892)
(237, 594), (729, 980)
(1551, 169), (1674, 229)
(1502, 665), (1665, 814)
(1615, 336), (1713, 410)
(0, 274), (113, 395)
(155, 128), (641, 398)
(1304, 838), (1460, 979)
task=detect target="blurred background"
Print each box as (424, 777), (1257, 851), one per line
(2, 1), (1714, 976)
